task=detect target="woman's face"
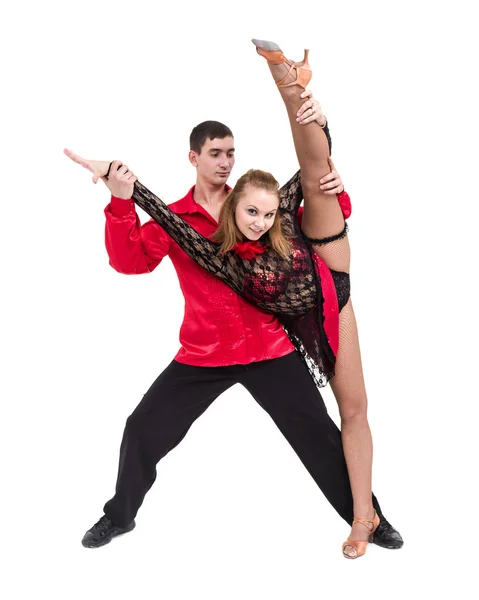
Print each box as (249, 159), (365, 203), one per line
(234, 185), (279, 241)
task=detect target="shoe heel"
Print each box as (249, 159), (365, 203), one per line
(293, 52), (312, 88)
(252, 38), (312, 89)
(294, 49), (310, 68)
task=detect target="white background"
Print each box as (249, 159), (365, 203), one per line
(1, 0), (477, 598)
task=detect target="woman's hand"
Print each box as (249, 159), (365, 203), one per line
(319, 157), (344, 195)
(64, 149), (138, 199)
(63, 148), (111, 183)
(296, 89), (327, 127)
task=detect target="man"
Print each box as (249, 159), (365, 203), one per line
(68, 99), (402, 551)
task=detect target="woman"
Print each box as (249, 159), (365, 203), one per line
(65, 43), (382, 558)
(251, 39), (380, 559)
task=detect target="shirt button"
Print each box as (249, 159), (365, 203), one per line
(235, 314), (239, 318)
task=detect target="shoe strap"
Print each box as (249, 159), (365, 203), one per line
(276, 63), (312, 89)
(256, 47), (285, 65)
(276, 62), (297, 88)
(352, 511), (378, 532)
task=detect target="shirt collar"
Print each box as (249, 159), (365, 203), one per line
(173, 185), (231, 216)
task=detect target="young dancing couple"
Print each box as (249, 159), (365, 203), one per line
(67, 39), (403, 559)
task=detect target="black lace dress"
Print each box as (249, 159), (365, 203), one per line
(128, 132), (350, 387)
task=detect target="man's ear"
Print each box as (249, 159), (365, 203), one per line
(188, 150), (198, 167)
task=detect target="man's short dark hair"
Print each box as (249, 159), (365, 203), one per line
(190, 121), (233, 154)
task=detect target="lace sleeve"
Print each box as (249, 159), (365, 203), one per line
(278, 170), (303, 238)
(278, 170), (303, 213)
(131, 181), (317, 317)
(131, 182), (246, 296)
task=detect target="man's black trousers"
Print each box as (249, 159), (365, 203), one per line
(104, 351), (381, 527)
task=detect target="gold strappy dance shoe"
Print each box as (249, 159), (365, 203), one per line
(342, 511), (381, 559)
(252, 38), (312, 89)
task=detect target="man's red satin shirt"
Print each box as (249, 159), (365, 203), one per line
(104, 186), (295, 366)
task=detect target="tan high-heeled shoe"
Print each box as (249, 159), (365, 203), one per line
(251, 39), (312, 89)
(342, 511), (380, 559)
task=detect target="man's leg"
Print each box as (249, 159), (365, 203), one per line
(240, 352), (363, 524)
(241, 352), (402, 547)
(82, 360), (235, 547)
(104, 360), (236, 525)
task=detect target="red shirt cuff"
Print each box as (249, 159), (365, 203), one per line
(109, 196), (135, 217)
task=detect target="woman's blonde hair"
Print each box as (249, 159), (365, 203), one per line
(212, 169), (291, 259)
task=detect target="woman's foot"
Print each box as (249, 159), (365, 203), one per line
(342, 510), (380, 559)
(252, 39), (312, 89)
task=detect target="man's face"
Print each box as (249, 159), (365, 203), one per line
(189, 137), (235, 186)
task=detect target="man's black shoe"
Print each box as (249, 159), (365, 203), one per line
(373, 516), (403, 549)
(81, 515), (136, 548)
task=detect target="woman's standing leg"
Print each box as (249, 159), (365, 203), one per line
(253, 40), (378, 556)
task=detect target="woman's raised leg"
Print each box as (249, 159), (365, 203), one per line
(253, 40), (378, 557)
